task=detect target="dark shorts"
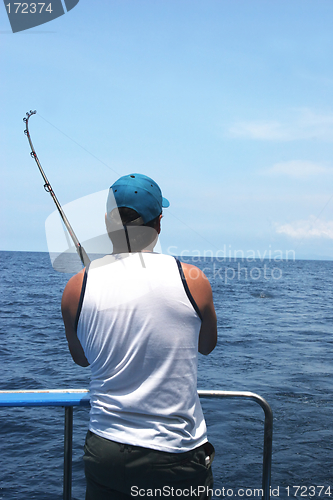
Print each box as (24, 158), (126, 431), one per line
(83, 430), (214, 500)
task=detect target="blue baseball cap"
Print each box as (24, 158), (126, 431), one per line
(106, 173), (170, 224)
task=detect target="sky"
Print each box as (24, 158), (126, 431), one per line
(2, 0), (333, 261)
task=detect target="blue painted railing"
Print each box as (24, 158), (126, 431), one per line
(0, 390), (273, 500)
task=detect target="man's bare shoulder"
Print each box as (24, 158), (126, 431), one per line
(62, 268), (86, 311)
(66, 268), (85, 290)
(179, 261), (214, 310)
(180, 262), (211, 290)
(179, 262), (217, 355)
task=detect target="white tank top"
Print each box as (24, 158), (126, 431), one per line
(76, 252), (207, 453)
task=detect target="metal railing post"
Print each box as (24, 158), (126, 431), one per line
(261, 399), (273, 500)
(198, 390), (273, 500)
(63, 406), (73, 500)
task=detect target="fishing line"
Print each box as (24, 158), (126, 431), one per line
(24, 110), (90, 267)
(34, 113), (220, 254)
(37, 113), (121, 175)
(166, 211), (221, 252)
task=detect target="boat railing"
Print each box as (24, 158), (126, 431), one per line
(0, 389), (273, 500)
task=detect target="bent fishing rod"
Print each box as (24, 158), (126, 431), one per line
(23, 110), (90, 267)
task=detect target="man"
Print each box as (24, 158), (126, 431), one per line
(61, 173), (217, 500)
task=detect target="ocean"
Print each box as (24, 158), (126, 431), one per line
(0, 251), (332, 499)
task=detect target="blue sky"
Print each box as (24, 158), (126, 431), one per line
(2, 0), (333, 260)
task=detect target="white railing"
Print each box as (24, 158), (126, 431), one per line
(0, 389), (273, 500)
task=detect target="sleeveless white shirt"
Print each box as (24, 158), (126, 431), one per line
(76, 252), (207, 453)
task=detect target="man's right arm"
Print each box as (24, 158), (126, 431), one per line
(61, 270), (90, 367)
(181, 263), (217, 355)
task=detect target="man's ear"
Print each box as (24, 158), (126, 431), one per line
(156, 214), (162, 234)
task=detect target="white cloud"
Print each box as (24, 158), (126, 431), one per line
(228, 108), (333, 141)
(229, 120), (291, 140)
(264, 160), (332, 178)
(276, 216), (333, 239)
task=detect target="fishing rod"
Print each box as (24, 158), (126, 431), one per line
(23, 110), (90, 267)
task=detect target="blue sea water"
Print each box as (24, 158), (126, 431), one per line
(0, 251), (332, 499)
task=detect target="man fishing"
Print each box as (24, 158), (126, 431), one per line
(61, 173), (218, 500)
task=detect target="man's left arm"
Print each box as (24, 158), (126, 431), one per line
(181, 263), (217, 355)
(61, 270), (90, 367)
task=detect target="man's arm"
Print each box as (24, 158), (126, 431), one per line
(181, 263), (217, 355)
(61, 269), (90, 367)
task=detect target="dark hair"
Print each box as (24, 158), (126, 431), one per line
(106, 207), (161, 252)
(117, 207), (160, 228)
